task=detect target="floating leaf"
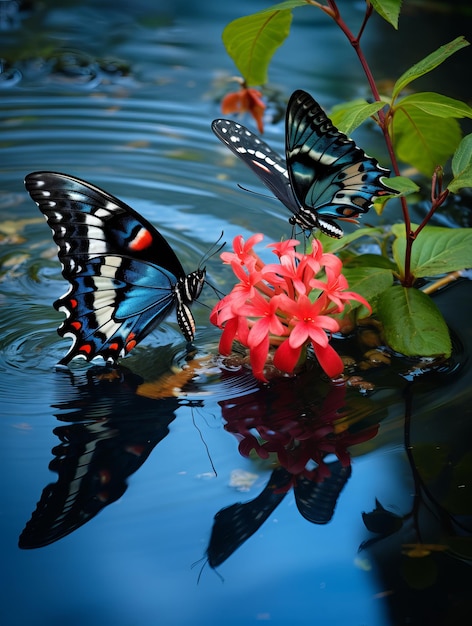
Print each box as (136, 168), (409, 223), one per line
(392, 36), (470, 99)
(377, 285), (451, 357)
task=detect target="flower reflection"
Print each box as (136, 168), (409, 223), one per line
(221, 374), (378, 481)
(205, 368), (380, 568)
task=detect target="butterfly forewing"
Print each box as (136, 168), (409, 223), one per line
(25, 171), (204, 363)
(211, 119), (300, 217)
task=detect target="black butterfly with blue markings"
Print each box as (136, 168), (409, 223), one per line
(25, 172), (205, 365)
(212, 89), (396, 238)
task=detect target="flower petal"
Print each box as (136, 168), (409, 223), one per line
(273, 339), (302, 374)
(312, 342), (344, 378)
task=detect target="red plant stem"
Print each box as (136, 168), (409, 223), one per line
(326, 1), (420, 283)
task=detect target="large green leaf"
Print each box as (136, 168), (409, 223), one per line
(370, 0), (402, 29)
(398, 92), (472, 119)
(392, 104), (461, 175)
(392, 36), (469, 99)
(377, 285), (451, 357)
(342, 266), (393, 307)
(222, 6), (298, 86)
(329, 100), (386, 135)
(449, 133), (472, 192)
(392, 225), (472, 278)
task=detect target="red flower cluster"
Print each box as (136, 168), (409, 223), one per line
(210, 234), (370, 382)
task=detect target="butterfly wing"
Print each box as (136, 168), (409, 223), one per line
(25, 171), (200, 364)
(286, 90), (397, 237)
(211, 119), (301, 218)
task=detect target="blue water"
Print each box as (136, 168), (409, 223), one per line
(1, 1), (472, 625)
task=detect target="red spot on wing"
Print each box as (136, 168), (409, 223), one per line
(79, 344), (92, 355)
(125, 332), (137, 353)
(71, 321), (82, 330)
(99, 469), (111, 484)
(129, 227), (153, 251)
(252, 160), (271, 174)
(125, 339), (137, 352)
(69, 298), (78, 309)
(125, 444), (146, 456)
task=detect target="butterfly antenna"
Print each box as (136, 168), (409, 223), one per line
(204, 280), (226, 299)
(191, 556), (208, 584)
(198, 231), (225, 269)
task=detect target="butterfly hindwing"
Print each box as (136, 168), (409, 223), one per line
(286, 90), (396, 236)
(212, 90), (397, 238)
(25, 172), (205, 364)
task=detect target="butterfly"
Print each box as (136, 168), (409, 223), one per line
(25, 172), (206, 365)
(212, 89), (396, 238)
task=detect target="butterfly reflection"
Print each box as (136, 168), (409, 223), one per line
(19, 364), (201, 549)
(204, 370), (381, 569)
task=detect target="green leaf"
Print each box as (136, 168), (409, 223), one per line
(370, 0), (402, 29)
(449, 133), (472, 192)
(316, 227), (385, 254)
(392, 225), (472, 278)
(376, 285), (451, 357)
(392, 37), (470, 99)
(329, 100), (386, 135)
(448, 167), (472, 193)
(452, 133), (472, 175)
(222, 7), (296, 86)
(392, 104), (462, 175)
(386, 175), (420, 196)
(345, 254), (397, 271)
(398, 92), (472, 119)
(342, 266), (393, 306)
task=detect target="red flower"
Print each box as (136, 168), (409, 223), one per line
(221, 86), (266, 133)
(273, 294), (343, 378)
(309, 254), (371, 313)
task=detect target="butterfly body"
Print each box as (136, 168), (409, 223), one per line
(25, 172), (205, 364)
(212, 89), (396, 238)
